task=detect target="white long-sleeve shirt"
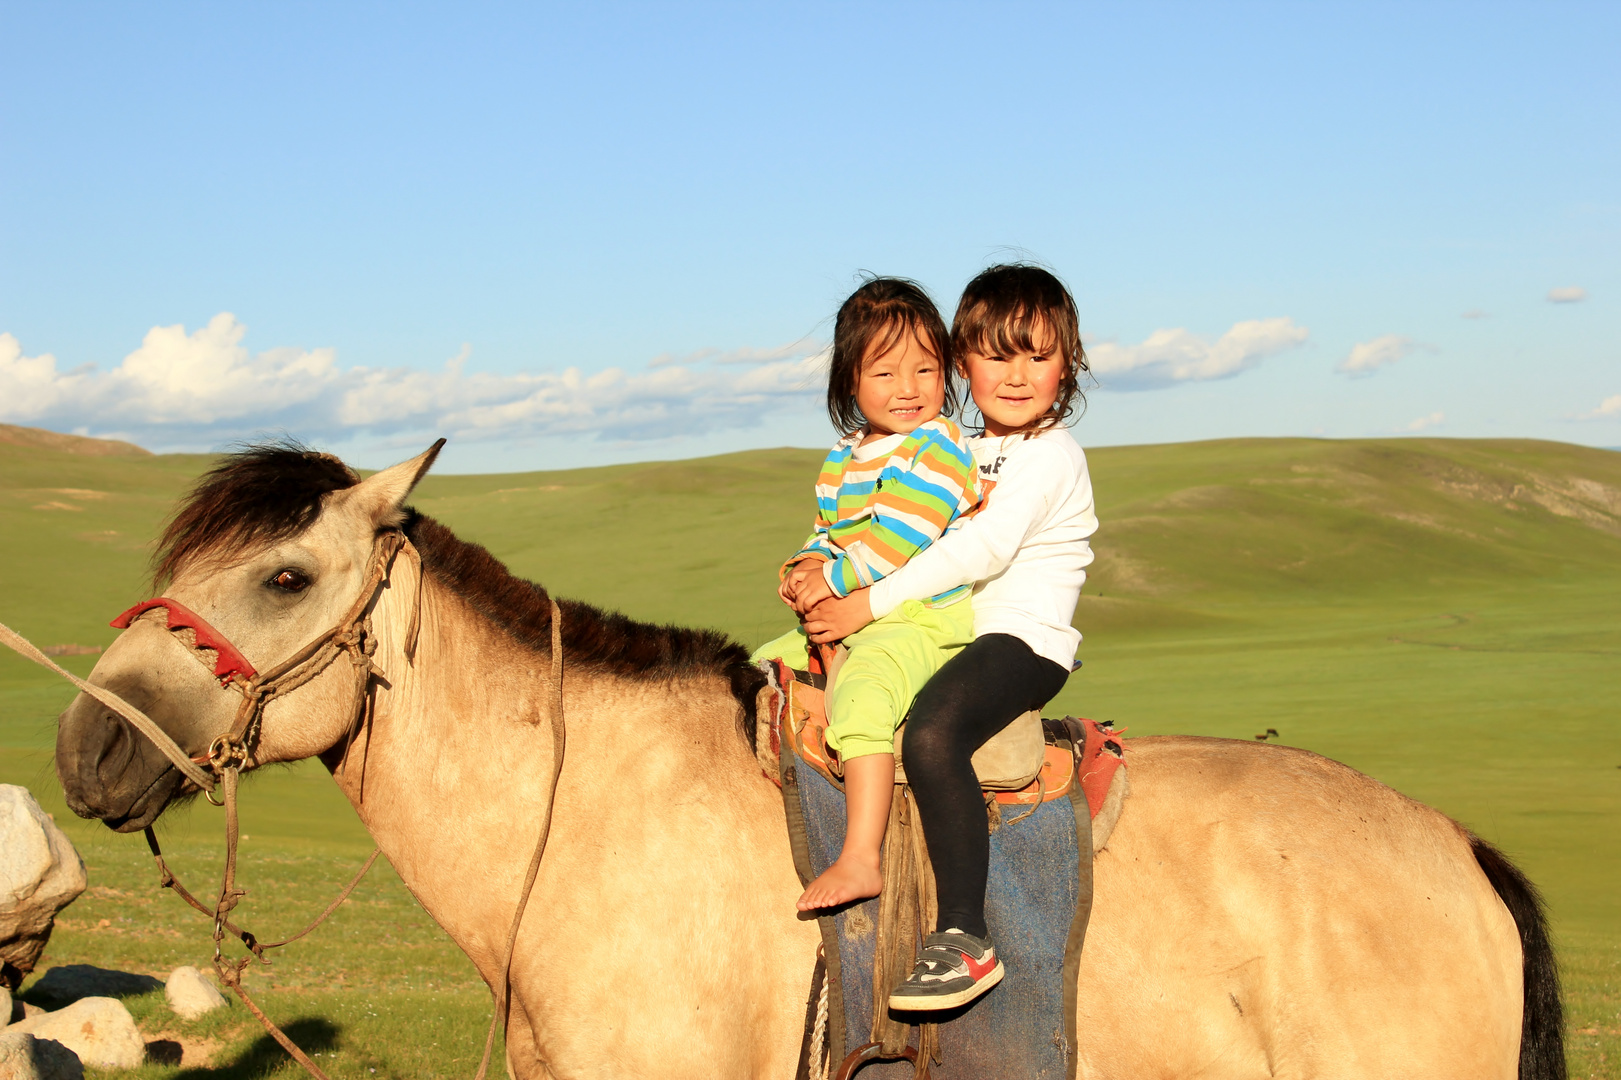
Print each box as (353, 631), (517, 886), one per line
(867, 425), (1098, 668)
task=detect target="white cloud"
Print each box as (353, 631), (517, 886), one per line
(1337, 334), (1415, 378)
(1087, 317), (1308, 390)
(1547, 286), (1587, 304)
(1403, 411), (1445, 433)
(1, 316), (340, 430)
(1575, 394), (1621, 421)
(0, 315), (830, 449)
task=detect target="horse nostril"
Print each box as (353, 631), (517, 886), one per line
(93, 711), (137, 778)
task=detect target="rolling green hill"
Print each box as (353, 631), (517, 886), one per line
(2, 432), (1619, 1074)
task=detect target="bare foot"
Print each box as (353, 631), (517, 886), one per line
(797, 854), (882, 911)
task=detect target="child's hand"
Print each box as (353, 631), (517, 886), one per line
(780, 561), (823, 607)
(791, 571), (835, 614)
(804, 590), (874, 644)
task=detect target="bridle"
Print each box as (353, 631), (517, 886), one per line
(1, 524), (566, 1080)
(107, 526), (414, 791)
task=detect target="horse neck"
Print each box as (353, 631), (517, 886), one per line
(325, 559), (571, 814)
(323, 554), (765, 963)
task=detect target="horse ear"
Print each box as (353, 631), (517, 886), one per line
(343, 439), (446, 528)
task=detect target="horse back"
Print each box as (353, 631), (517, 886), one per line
(1078, 736), (1522, 1080)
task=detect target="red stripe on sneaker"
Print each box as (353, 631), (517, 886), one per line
(962, 950), (997, 980)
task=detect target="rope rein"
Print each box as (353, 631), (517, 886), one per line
(1, 531), (569, 1080)
(0, 623), (215, 790)
(475, 598), (566, 1080)
(808, 945), (832, 1080)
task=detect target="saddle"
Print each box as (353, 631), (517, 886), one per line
(754, 656), (1129, 1080)
(755, 656), (1127, 826)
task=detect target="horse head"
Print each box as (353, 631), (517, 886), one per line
(56, 439), (442, 831)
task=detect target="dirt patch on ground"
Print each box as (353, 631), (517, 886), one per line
(144, 1033), (226, 1067)
(0, 423), (150, 457)
(41, 644), (102, 656)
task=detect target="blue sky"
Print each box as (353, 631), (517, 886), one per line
(2, 2), (1616, 472)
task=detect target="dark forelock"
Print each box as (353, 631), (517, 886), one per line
(154, 440), (360, 586)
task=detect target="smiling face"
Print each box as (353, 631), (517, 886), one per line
(853, 326), (947, 441)
(961, 320), (1066, 437)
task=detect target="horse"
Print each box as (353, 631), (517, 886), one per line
(52, 441), (1564, 1080)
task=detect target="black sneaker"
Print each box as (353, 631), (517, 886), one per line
(888, 929), (1004, 1011)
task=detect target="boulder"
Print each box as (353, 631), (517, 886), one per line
(0, 1031), (85, 1080)
(0, 987), (31, 1025)
(7, 998), (143, 1070)
(26, 966), (161, 1007)
(164, 967), (226, 1020)
(0, 789), (86, 988)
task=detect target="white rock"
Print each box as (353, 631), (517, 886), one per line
(0, 1031), (84, 1080)
(0, 788), (86, 984)
(164, 966), (226, 1019)
(0, 985), (11, 1025)
(18, 1005), (42, 1021)
(7, 998), (143, 1070)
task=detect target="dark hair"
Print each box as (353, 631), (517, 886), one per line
(952, 264), (1088, 434)
(153, 439), (359, 586)
(826, 276), (958, 435)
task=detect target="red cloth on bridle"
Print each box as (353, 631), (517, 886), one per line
(111, 598), (259, 686)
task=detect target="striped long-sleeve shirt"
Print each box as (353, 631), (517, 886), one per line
(784, 418), (979, 602)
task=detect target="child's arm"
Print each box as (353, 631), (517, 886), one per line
(864, 438), (1080, 620)
(778, 440), (850, 603)
(814, 424), (977, 598)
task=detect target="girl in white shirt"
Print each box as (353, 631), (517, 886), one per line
(803, 264), (1098, 1011)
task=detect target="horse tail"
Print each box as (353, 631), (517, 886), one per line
(1469, 834), (1565, 1080)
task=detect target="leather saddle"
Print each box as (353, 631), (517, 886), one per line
(816, 642), (1048, 792)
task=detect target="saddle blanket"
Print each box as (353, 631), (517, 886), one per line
(760, 661), (1126, 1080)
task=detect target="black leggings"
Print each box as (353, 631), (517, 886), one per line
(901, 633), (1071, 940)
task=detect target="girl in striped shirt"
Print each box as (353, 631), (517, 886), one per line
(753, 276), (979, 912)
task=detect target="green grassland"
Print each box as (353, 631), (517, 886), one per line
(2, 432), (1619, 1077)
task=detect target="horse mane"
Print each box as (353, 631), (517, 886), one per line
(403, 511), (765, 752)
(154, 440), (360, 587)
(153, 441), (764, 752)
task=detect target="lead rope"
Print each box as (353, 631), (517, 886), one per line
(162, 598), (566, 1080)
(0, 621), (215, 790)
(808, 946), (832, 1080)
(138, 600), (392, 1080)
(475, 596), (567, 1080)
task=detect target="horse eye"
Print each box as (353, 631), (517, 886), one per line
(268, 569), (310, 593)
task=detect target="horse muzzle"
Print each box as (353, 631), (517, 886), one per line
(56, 674), (199, 832)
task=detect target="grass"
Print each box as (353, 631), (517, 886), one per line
(2, 434), (1619, 1077)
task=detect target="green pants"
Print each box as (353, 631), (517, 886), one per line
(751, 598), (974, 760)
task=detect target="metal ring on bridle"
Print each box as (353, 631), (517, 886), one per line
(209, 733), (248, 770)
